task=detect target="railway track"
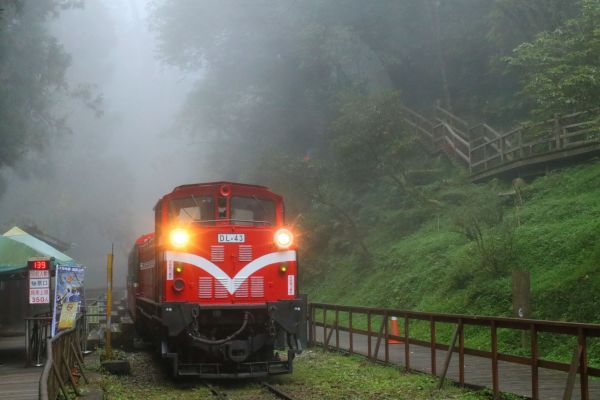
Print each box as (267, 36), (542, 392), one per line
(203, 380), (296, 399)
(203, 381), (229, 399)
(261, 381), (295, 400)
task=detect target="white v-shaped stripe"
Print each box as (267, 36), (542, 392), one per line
(165, 250), (296, 294)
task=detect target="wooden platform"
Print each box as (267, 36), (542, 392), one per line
(313, 329), (600, 400)
(0, 336), (41, 400)
(470, 142), (600, 183)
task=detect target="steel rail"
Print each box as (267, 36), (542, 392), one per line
(261, 381), (295, 400)
(203, 381), (229, 399)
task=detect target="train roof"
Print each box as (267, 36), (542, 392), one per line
(154, 182), (281, 211)
(172, 181), (268, 193)
(135, 232), (154, 246)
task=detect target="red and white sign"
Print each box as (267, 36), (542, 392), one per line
(29, 288), (50, 304)
(30, 278), (49, 288)
(30, 270), (50, 279)
(29, 269), (50, 304)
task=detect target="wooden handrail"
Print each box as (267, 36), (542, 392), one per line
(399, 104), (600, 178)
(39, 315), (87, 400)
(309, 303), (600, 400)
(440, 122), (470, 149)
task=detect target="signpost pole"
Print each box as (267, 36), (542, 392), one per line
(105, 246), (113, 359)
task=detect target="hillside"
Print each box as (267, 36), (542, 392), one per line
(301, 159), (600, 362)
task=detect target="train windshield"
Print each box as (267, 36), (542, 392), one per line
(169, 196), (215, 225)
(230, 196), (275, 226)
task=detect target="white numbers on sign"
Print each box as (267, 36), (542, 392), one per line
(29, 288), (50, 304)
(30, 295), (50, 303)
(217, 234), (245, 243)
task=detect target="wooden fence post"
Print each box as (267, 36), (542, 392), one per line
(430, 318), (436, 377)
(512, 271), (531, 349)
(554, 114), (562, 150)
(579, 328), (589, 400)
(531, 324), (539, 400)
(437, 324), (460, 389)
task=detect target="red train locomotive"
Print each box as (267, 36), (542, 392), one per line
(127, 182), (306, 377)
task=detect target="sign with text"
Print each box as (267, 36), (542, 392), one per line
(29, 287), (50, 304)
(28, 259), (50, 270)
(51, 264), (85, 336)
(28, 268), (50, 304)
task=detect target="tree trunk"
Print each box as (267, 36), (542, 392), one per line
(426, 0), (452, 111)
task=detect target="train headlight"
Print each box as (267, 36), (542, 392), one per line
(169, 228), (190, 248)
(274, 228), (293, 249)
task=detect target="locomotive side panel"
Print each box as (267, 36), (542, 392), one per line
(138, 236), (156, 301)
(128, 233), (155, 318)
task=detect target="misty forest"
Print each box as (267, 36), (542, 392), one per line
(3, 0), (600, 397)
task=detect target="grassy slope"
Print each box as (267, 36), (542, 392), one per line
(302, 160), (600, 363)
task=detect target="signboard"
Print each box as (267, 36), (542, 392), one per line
(29, 287), (50, 304)
(51, 264), (85, 336)
(28, 259), (50, 270)
(58, 302), (78, 330)
(217, 233), (245, 243)
(28, 259), (51, 304)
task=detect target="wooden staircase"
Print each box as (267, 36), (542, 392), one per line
(399, 105), (600, 182)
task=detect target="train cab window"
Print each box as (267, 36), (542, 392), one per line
(218, 197), (228, 219)
(169, 196), (215, 225)
(230, 196), (276, 226)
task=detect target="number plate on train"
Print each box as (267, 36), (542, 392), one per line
(218, 233), (245, 243)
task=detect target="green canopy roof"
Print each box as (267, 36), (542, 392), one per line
(0, 227), (74, 280)
(4, 226), (72, 263)
(0, 236), (46, 279)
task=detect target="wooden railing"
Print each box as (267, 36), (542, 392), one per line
(308, 303), (600, 400)
(39, 315), (88, 400)
(399, 106), (600, 179)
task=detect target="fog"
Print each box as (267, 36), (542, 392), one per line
(0, 1), (202, 286)
(0, 0), (441, 288)
(0, 0), (576, 289)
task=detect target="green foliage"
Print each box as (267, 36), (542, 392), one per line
(151, 1), (344, 180)
(150, 0), (581, 182)
(449, 183), (517, 275)
(331, 91), (422, 192)
(506, 0), (600, 119)
(304, 161), (600, 365)
(0, 0), (81, 194)
(488, 0), (579, 55)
